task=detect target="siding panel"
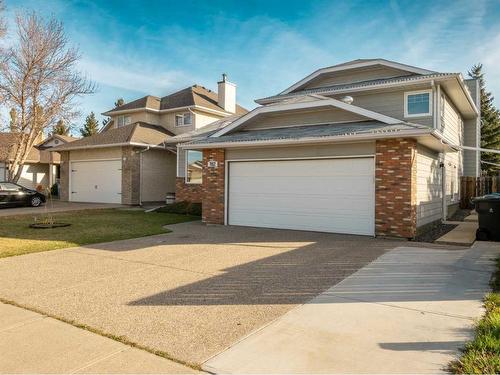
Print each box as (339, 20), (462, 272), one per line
(416, 145), (442, 227)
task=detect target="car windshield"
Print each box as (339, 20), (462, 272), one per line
(0, 183), (22, 191)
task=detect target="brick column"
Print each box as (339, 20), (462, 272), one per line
(202, 149), (225, 224)
(121, 146), (141, 205)
(375, 138), (417, 238)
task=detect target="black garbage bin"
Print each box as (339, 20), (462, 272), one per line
(473, 194), (500, 241)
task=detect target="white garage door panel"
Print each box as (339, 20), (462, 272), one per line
(228, 158), (374, 235)
(71, 160), (122, 204)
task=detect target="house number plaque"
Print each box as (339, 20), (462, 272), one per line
(208, 160), (218, 168)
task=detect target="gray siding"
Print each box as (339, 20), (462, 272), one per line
(141, 149), (176, 202)
(297, 66), (413, 91)
(177, 147), (186, 177)
(18, 163), (49, 190)
(226, 142), (375, 160)
(416, 145), (442, 227)
(242, 108), (366, 131)
(332, 88), (434, 127)
(463, 118), (479, 176)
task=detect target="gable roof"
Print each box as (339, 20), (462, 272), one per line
(180, 120), (433, 149)
(102, 85), (247, 116)
(256, 72), (457, 104)
(211, 95), (403, 138)
(51, 122), (174, 151)
(278, 59), (436, 95)
(0, 132), (77, 163)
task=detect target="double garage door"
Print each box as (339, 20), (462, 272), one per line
(70, 160), (122, 204)
(227, 158), (375, 236)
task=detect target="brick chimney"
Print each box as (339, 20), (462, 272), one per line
(217, 73), (236, 113)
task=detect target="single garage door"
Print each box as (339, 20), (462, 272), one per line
(70, 160), (122, 204)
(228, 158), (375, 235)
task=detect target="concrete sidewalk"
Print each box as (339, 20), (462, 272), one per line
(0, 302), (197, 374)
(203, 241), (500, 374)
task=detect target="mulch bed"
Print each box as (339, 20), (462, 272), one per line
(412, 223), (458, 243)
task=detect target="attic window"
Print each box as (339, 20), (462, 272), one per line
(176, 112), (192, 127)
(404, 90), (432, 117)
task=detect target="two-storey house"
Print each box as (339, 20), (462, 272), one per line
(177, 59), (480, 238)
(53, 76), (246, 205)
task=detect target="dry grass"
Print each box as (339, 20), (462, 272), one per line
(0, 209), (198, 258)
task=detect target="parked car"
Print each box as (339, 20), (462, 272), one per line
(0, 182), (46, 208)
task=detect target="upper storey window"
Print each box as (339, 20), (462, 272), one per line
(175, 112), (192, 127)
(117, 115), (131, 127)
(404, 90), (432, 117)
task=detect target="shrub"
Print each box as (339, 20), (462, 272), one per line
(156, 201), (201, 216)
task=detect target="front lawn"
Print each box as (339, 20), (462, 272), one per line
(0, 209), (199, 258)
(449, 257), (500, 374)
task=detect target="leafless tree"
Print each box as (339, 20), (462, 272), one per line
(0, 12), (95, 182)
(0, 0), (5, 39)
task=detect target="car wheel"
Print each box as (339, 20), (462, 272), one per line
(30, 196), (42, 207)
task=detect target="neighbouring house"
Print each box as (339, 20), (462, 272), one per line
(0, 133), (77, 190)
(51, 76), (247, 204)
(176, 58), (480, 239)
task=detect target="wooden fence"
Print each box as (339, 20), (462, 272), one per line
(460, 176), (500, 208)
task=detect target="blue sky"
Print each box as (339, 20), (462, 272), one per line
(4, 0), (500, 133)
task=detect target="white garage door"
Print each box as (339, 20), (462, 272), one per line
(70, 160), (122, 204)
(228, 158), (375, 235)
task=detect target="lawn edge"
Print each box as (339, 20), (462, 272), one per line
(447, 256), (500, 374)
(0, 297), (203, 372)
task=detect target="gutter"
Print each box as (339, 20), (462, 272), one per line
(102, 105), (234, 117)
(255, 74), (463, 105)
(179, 128), (434, 149)
(49, 142), (168, 152)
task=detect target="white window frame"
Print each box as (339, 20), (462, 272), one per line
(117, 115), (132, 127)
(404, 89), (432, 118)
(185, 149), (203, 184)
(175, 112), (193, 127)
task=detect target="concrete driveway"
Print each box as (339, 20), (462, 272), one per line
(204, 241), (500, 373)
(0, 222), (413, 367)
(0, 200), (123, 217)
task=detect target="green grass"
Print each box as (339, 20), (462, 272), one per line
(449, 258), (500, 374)
(0, 209), (199, 258)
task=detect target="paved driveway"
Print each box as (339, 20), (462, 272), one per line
(0, 222), (416, 367)
(0, 200), (123, 217)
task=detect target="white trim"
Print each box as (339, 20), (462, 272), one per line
(103, 105), (234, 117)
(224, 155), (376, 236)
(182, 128), (433, 149)
(212, 96), (402, 137)
(51, 142), (168, 152)
(404, 89), (433, 118)
(279, 59), (434, 95)
(184, 149), (203, 185)
(256, 74), (460, 105)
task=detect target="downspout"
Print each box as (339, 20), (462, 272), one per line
(137, 146), (150, 206)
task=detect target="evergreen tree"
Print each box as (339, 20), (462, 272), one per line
(114, 98), (125, 107)
(52, 119), (69, 135)
(468, 64), (500, 175)
(80, 112), (99, 137)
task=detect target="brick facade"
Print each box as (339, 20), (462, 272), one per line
(121, 146), (141, 205)
(202, 148), (225, 224)
(175, 178), (203, 203)
(375, 138), (417, 238)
